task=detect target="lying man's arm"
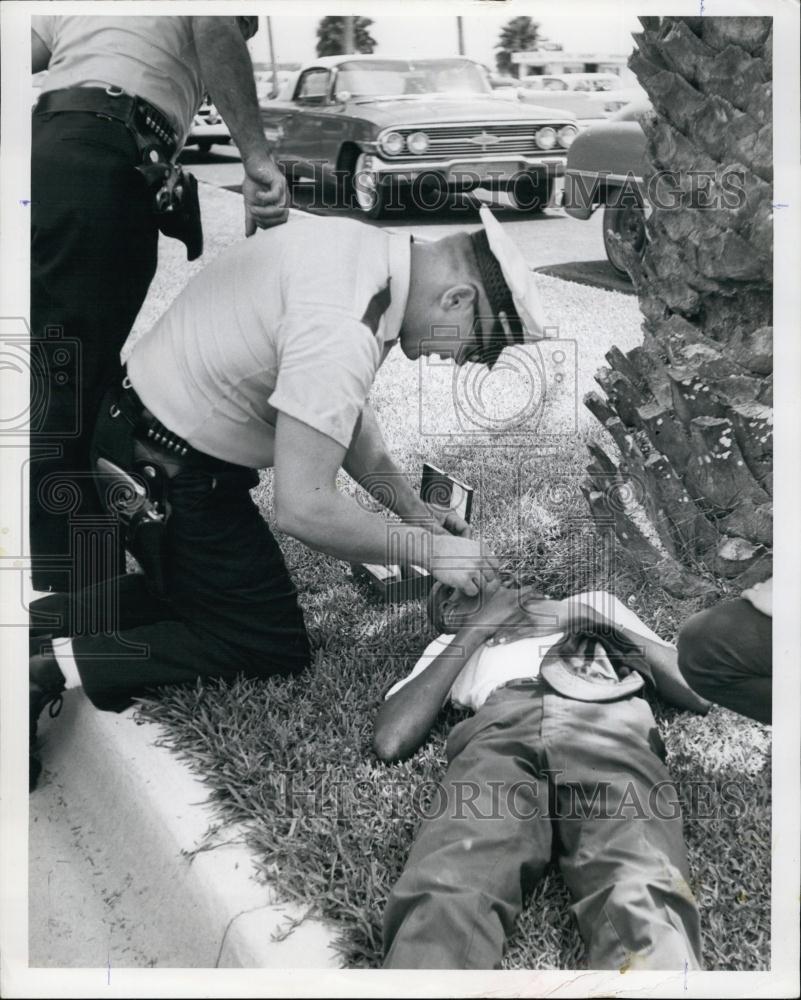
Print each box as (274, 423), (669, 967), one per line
(496, 593), (711, 714)
(373, 626), (486, 763)
(273, 412), (497, 595)
(610, 621), (711, 714)
(374, 585), (523, 761)
(342, 403), (471, 537)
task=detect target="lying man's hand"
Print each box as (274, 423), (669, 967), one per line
(484, 596), (608, 646)
(466, 583), (541, 639)
(243, 154), (289, 234)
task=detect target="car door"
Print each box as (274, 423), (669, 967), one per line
(259, 90), (296, 169)
(288, 66), (331, 176)
(290, 68), (348, 179)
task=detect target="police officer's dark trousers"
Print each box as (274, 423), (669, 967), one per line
(28, 400), (311, 711)
(30, 110), (159, 592)
(677, 598), (772, 724)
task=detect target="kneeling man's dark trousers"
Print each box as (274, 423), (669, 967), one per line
(30, 399), (310, 711)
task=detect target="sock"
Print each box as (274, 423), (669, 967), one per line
(51, 637), (82, 690)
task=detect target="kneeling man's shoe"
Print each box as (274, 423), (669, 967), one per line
(29, 645), (66, 792)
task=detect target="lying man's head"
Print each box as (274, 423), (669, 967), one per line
(428, 581), (485, 633)
(400, 207), (546, 369)
(428, 579), (540, 634)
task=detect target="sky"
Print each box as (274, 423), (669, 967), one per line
(249, 11), (643, 78)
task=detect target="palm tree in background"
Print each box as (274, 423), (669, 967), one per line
(495, 16), (540, 77)
(583, 16), (773, 598)
(316, 16), (377, 57)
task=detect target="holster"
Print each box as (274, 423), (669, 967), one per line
(136, 161), (203, 261)
(91, 384), (173, 595)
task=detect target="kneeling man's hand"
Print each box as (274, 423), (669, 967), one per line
(427, 504), (473, 539)
(429, 534), (499, 596)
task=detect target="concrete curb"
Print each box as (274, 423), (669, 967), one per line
(30, 691), (340, 968)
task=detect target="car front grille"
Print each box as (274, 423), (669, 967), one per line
(385, 122), (573, 158)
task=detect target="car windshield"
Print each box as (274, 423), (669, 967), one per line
(334, 59), (490, 99)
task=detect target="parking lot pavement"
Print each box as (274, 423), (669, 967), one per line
(179, 145), (628, 290)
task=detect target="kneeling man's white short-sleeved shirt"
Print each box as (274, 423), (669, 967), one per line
(127, 218), (411, 468)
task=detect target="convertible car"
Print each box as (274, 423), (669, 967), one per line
(562, 100), (650, 276)
(259, 55), (578, 218)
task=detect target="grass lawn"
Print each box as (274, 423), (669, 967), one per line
(137, 185), (771, 970)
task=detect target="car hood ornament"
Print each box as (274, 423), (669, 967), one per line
(469, 131), (501, 148)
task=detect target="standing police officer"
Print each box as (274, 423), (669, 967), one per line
(30, 15), (287, 594)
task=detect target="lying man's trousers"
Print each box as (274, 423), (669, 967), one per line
(677, 598), (771, 725)
(30, 400), (310, 711)
(383, 682), (703, 970)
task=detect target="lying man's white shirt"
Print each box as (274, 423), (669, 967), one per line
(385, 590), (674, 713)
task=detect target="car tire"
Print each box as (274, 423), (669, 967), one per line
(509, 172), (553, 213)
(348, 152), (392, 219)
(602, 203), (646, 278)
(196, 140), (213, 155)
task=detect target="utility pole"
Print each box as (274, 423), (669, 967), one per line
(343, 16), (355, 54)
(456, 16), (465, 56)
(266, 16), (279, 98)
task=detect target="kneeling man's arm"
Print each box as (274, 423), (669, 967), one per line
(373, 625), (488, 763)
(274, 411), (434, 567)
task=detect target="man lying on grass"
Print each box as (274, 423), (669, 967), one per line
(374, 582), (711, 970)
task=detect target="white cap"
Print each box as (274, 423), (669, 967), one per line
(479, 205), (548, 344)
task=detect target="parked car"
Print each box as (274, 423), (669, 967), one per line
(563, 100), (650, 276)
(585, 84), (649, 117)
(186, 97), (231, 155)
(488, 72), (519, 90)
(513, 73), (622, 121)
(259, 55), (578, 218)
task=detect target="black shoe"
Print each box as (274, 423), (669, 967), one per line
(29, 645), (66, 792)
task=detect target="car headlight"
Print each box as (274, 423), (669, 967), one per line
(407, 131), (430, 155)
(534, 126), (557, 150)
(557, 125), (578, 148)
(380, 131), (405, 156)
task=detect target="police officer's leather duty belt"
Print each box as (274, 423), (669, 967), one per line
(35, 86), (178, 159)
(111, 376), (206, 466)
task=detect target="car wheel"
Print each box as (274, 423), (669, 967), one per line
(509, 173), (553, 213)
(196, 140), (213, 155)
(350, 153), (390, 219)
(602, 203), (646, 277)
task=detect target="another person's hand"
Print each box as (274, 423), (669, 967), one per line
(429, 534), (499, 596)
(468, 583), (539, 639)
(741, 576), (772, 617)
(242, 154), (289, 234)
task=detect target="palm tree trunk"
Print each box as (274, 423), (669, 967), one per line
(583, 16), (773, 598)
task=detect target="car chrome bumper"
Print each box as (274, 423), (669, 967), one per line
(563, 167), (645, 220)
(364, 152), (566, 184)
(188, 124), (230, 140)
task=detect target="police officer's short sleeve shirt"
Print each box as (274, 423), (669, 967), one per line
(127, 218), (411, 468)
(32, 15), (203, 141)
